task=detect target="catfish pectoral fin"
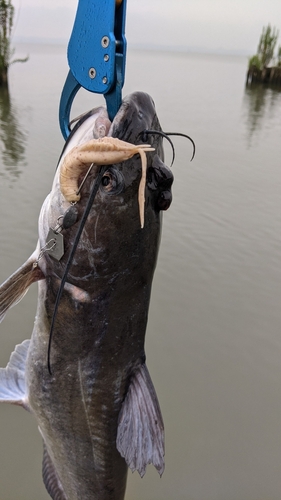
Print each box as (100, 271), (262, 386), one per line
(42, 442), (67, 500)
(117, 363), (165, 477)
(0, 257), (45, 323)
(0, 339), (30, 409)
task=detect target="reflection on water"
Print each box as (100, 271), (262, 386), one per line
(243, 84), (281, 146)
(0, 87), (27, 177)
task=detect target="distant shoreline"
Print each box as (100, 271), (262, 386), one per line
(13, 37), (250, 58)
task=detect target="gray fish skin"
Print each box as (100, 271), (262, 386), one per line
(0, 92), (173, 500)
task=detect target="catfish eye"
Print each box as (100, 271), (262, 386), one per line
(100, 167), (124, 195)
(101, 174), (111, 188)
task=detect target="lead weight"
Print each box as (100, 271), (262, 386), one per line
(62, 205), (78, 229)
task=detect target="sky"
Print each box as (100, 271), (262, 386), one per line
(12, 0), (281, 56)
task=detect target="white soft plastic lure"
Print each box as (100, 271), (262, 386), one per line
(59, 137), (154, 228)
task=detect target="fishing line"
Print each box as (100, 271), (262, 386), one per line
(47, 165), (107, 375)
(76, 163), (94, 196)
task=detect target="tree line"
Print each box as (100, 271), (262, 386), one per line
(0, 0), (28, 88)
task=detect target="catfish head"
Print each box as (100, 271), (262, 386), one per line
(38, 91), (174, 293)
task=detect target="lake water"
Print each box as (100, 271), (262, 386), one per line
(0, 43), (281, 500)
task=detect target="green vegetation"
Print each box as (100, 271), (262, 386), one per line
(0, 0), (28, 87)
(248, 55), (262, 70)
(248, 24), (280, 70)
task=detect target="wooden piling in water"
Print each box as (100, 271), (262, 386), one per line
(246, 65), (281, 87)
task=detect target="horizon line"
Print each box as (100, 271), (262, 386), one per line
(13, 36), (251, 58)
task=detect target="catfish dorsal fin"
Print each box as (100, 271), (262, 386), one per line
(0, 339), (30, 409)
(0, 255), (44, 323)
(117, 363), (165, 477)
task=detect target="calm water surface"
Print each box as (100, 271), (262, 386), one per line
(0, 44), (281, 500)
